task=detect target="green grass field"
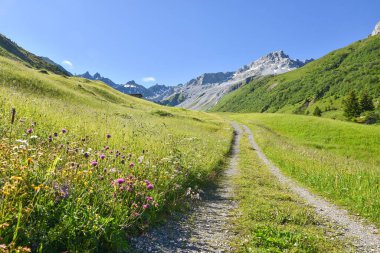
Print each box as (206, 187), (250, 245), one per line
(228, 113), (380, 227)
(232, 130), (347, 252)
(0, 55), (232, 252)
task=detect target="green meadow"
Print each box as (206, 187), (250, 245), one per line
(228, 113), (380, 226)
(0, 55), (232, 252)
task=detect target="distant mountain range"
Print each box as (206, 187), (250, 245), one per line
(78, 51), (312, 110)
(159, 51), (313, 110)
(76, 72), (175, 102)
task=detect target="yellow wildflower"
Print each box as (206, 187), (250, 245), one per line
(10, 176), (23, 181)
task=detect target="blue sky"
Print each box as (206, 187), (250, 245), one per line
(0, 0), (379, 86)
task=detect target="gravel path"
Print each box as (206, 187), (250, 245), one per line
(242, 124), (380, 253)
(130, 122), (242, 252)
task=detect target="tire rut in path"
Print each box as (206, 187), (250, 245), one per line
(242, 124), (380, 253)
(130, 122), (242, 252)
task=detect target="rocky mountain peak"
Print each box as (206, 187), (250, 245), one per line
(126, 80), (137, 85)
(93, 72), (102, 79)
(81, 71), (93, 79)
(372, 21), (380, 36)
(265, 50), (289, 60)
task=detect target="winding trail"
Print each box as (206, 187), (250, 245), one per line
(130, 122), (242, 252)
(242, 124), (380, 253)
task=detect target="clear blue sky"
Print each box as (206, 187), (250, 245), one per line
(0, 0), (379, 86)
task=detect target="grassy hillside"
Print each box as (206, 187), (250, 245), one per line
(228, 113), (380, 227)
(213, 35), (380, 119)
(0, 33), (71, 76)
(0, 55), (232, 252)
(159, 92), (186, 106)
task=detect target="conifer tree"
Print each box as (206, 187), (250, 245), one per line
(343, 91), (361, 118)
(359, 92), (375, 112)
(313, 106), (322, 116)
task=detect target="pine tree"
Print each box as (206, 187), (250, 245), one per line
(343, 91), (361, 118)
(359, 92), (375, 112)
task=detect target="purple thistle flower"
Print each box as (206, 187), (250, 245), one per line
(48, 136), (52, 142)
(91, 161), (98, 166)
(99, 154), (106, 159)
(143, 204), (150, 209)
(106, 134), (111, 139)
(130, 163), (135, 168)
(54, 132), (58, 137)
(27, 128), (33, 134)
(115, 178), (125, 184)
(62, 129), (67, 134)
(147, 184), (154, 190)
(84, 152), (89, 158)
(146, 196), (153, 201)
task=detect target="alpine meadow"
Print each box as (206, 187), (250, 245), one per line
(1, 2), (380, 252)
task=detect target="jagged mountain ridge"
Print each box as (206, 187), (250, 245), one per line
(76, 72), (174, 101)
(160, 51), (312, 110)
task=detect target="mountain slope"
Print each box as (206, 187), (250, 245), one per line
(161, 51), (310, 110)
(0, 33), (71, 76)
(213, 35), (380, 117)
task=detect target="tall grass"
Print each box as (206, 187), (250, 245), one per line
(0, 55), (232, 252)
(229, 113), (380, 226)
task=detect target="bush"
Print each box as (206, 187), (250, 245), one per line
(356, 111), (379, 124)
